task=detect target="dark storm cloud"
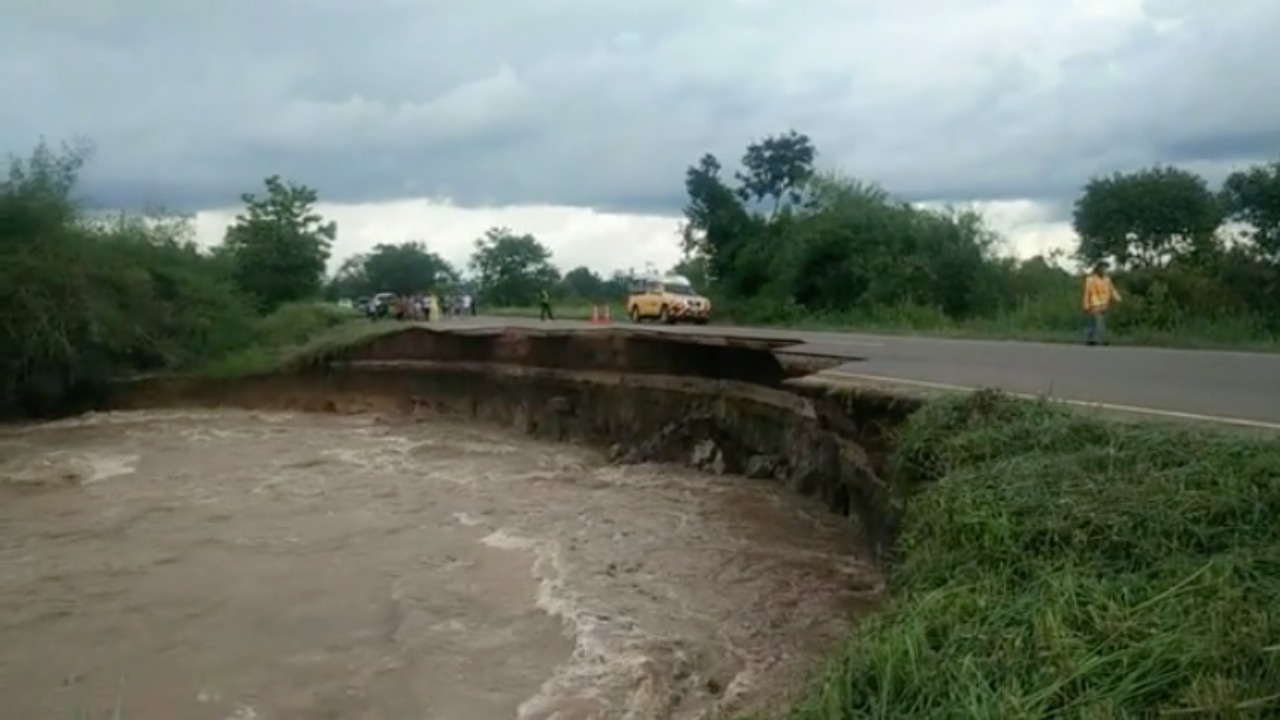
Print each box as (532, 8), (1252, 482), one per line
(3, 0), (1280, 218)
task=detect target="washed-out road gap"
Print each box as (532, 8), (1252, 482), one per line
(469, 317), (1280, 428)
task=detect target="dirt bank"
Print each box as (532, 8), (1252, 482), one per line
(108, 326), (923, 557)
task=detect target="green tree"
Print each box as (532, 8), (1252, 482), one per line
(1221, 160), (1280, 261)
(222, 175), (336, 312)
(468, 227), (560, 306)
(330, 241), (456, 298)
(669, 256), (709, 290)
(1072, 166), (1223, 270)
(678, 132), (1021, 320)
(560, 265), (605, 301)
(774, 174), (1002, 318)
(1, 140), (253, 417)
(681, 153), (761, 288)
(735, 129), (817, 219)
(602, 270), (632, 300)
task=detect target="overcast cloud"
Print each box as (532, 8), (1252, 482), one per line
(3, 0), (1279, 221)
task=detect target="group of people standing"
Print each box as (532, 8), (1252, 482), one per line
(367, 292), (476, 322)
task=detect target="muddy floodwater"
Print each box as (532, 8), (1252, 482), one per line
(0, 409), (882, 719)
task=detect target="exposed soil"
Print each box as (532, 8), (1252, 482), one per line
(0, 326), (929, 719)
(110, 358), (920, 558)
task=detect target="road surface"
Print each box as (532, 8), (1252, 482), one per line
(461, 316), (1280, 429)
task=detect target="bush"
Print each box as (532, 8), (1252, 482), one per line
(793, 393), (1280, 718)
(0, 142), (352, 418)
(252, 301), (358, 347)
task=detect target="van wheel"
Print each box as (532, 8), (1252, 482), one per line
(658, 305), (672, 324)
(629, 306), (642, 323)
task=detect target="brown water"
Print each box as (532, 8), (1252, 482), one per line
(0, 409), (882, 720)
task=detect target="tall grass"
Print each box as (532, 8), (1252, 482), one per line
(787, 299), (1279, 350)
(194, 301), (366, 377)
(790, 391), (1280, 719)
(485, 295), (1280, 350)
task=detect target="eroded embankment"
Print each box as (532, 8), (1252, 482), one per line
(108, 326), (923, 557)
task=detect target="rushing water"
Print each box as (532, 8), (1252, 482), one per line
(0, 409), (882, 720)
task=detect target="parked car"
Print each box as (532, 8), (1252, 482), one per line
(626, 273), (711, 324)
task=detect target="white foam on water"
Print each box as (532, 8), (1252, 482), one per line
(317, 434), (422, 472)
(4, 409), (248, 435)
(81, 452), (139, 484)
(1, 449), (138, 488)
(479, 529), (683, 720)
(452, 512), (483, 527)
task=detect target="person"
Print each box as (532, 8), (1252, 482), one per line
(538, 288), (554, 321)
(427, 292), (440, 322)
(1082, 261), (1122, 345)
(460, 292), (472, 317)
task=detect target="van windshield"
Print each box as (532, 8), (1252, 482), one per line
(665, 283), (696, 296)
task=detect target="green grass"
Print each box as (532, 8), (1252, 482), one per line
(152, 305), (1280, 718)
(194, 301), (386, 377)
(788, 391), (1280, 719)
(776, 305), (1280, 352)
(486, 300), (1280, 352)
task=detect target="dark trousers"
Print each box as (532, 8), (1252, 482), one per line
(539, 302), (554, 321)
(1085, 309), (1107, 345)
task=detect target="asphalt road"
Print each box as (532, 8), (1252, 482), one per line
(457, 316), (1280, 429)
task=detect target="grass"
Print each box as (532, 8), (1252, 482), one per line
(787, 391), (1280, 719)
(129, 306), (1280, 717)
(194, 301), (389, 378)
(487, 299), (1280, 352)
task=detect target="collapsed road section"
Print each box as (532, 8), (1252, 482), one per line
(31, 324), (1272, 717)
(107, 325), (922, 557)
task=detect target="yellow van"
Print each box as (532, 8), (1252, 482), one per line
(626, 273), (711, 325)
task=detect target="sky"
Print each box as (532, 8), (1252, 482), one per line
(5, 0), (1279, 275)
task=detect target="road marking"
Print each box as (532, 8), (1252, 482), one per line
(822, 370), (1280, 431)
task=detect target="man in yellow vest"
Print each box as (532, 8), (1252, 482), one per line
(1083, 261), (1122, 345)
(538, 288), (554, 321)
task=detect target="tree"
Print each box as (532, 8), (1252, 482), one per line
(468, 227), (559, 306)
(681, 153), (757, 283)
(561, 266), (605, 301)
(222, 175), (336, 311)
(1, 140), (254, 417)
(735, 129), (817, 219)
(779, 173), (998, 316)
(1072, 166), (1223, 270)
(669, 256), (709, 289)
(330, 241), (455, 298)
(1221, 160), (1280, 261)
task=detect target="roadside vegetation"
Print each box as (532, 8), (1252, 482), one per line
(0, 141), (361, 419)
(6, 134), (1280, 720)
(787, 391), (1280, 719)
(667, 135), (1280, 350)
(483, 132), (1280, 350)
